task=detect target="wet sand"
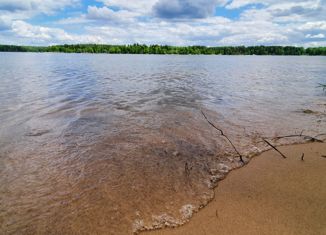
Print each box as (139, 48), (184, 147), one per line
(145, 142), (326, 235)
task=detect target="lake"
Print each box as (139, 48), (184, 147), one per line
(0, 53), (325, 234)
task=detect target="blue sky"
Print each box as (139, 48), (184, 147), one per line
(0, 0), (325, 46)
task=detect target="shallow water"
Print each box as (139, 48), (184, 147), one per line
(0, 53), (325, 234)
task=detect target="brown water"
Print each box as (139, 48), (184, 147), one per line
(0, 53), (325, 234)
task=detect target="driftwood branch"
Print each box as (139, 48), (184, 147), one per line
(257, 131), (325, 146)
(262, 138), (287, 159)
(200, 110), (323, 162)
(260, 131), (325, 160)
(274, 135), (323, 143)
(314, 133), (326, 138)
(201, 110), (244, 163)
(265, 132), (324, 143)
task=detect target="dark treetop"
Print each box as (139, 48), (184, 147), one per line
(0, 44), (325, 55)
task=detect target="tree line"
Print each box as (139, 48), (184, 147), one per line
(0, 44), (325, 55)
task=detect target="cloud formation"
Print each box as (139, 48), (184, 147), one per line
(11, 20), (102, 44)
(0, 0), (325, 47)
(87, 6), (138, 23)
(0, 0), (78, 13)
(153, 0), (227, 19)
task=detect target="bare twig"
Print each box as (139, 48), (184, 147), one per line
(314, 133), (326, 138)
(201, 110), (224, 135)
(257, 132), (325, 145)
(201, 110), (244, 163)
(301, 153), (305, 161)
(262, 138), (287, 159)
(265, 132), (323, 143)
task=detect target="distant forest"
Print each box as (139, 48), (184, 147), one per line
(0, 44), (325, 55)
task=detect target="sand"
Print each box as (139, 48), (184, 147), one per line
(144, 142), (326, 235)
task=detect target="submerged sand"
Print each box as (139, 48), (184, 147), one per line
(145, 142), (326, 235)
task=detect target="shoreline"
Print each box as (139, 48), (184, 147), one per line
(143, 142), (326, 235)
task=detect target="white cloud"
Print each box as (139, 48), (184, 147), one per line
(0, 15), (12, 30)
(87, 6), (139, 23)
(0, 0), (79, 14)
(11, 20), (103, 44)
(81, 15), (294, 46)
(298, 21), (326, 31)
(97, 0), (159, 13)
(84, 19), (229, 46)
(226, 0), (264, 9)
(306, 33), (325, 39)
(0, 0), (325, 47)
(0, 0), (80, 32)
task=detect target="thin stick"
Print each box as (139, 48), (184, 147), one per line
(262, 138), (287, 159)
(314, 133), (326, 138)
(201, 110), (244, 163)
(265, 133), (323, 143)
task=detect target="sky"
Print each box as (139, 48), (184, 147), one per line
(0, 0), (325, 46)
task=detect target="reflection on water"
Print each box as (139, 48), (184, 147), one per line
(0, 53), (325, 234)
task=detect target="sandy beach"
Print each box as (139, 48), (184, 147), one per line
(144, 142), (326, 235)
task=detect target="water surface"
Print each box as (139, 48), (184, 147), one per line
(0, 53), (325, 234)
